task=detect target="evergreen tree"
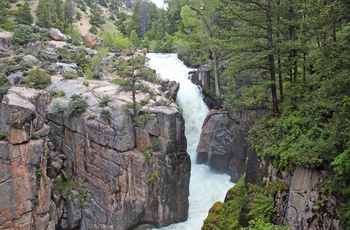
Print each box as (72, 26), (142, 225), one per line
(15, 0), (33, 26)
(90, 6), (106, 27)
(35, 0), (52, 28)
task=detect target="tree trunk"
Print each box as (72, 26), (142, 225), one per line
(267, 0), (279, 114)
(213, 51), (221, 98)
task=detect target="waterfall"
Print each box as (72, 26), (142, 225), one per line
(147, 53), (234, 230)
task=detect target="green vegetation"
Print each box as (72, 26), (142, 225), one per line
(99, 95), (112, 107)
(0, 75), (10, 99)
(31, 132), (40, 140)
(64, 94), (88, 117)
(133, 113), (154, 126)
(0, 130), (6, 140)
(14, 0), (33, 26)
(148, 171), (159, 185)
(100, 108), (111, 120)
(12, 24), (38, 45)
(22, 68), (51, 89)
(142, 145), (153, 158)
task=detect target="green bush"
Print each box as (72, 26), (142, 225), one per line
(64, 94), (88, 117)
(12, 24), (38, 45)
(100, 109), (111, 120)
(99, 95), (111, 107)
(0, 130), (6, 140)
(31, 132), (40, 140)
(0, 75), (10, 98)
(22, 68), (51, 89)
(82, 81), (89, 87)
(89, 26), (98, 35)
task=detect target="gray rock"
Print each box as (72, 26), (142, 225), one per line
(23, 55), (40, 65)
(0, 31), (12, 52)
(40, 50), (60, 62)
(65, 190), (82, 229)
(23, 41), (44, 51)
(7, 72), (23, 85)
(49, 28), (68, 41)
(82, 33), (102, 47)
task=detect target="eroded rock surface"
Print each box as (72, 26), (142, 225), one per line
(196, 110), (246, 182)
(0, 87), (52, 229)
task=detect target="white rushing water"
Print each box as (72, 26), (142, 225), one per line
(147, 53), (234, 230)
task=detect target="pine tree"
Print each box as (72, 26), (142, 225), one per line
(35, 0), (52, 28)
(15, 0), (33, 26)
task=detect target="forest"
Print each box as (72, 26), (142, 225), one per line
(1, 0), (350, 228)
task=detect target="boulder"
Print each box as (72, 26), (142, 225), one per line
(81, 33), (102, 47)
(45, 41), (68, 52)
(7, 72), (23, 85)
(23, 41), (44, 51)
(160, 80), (180, 101)
(49, 28), (68, 41)
(0, 31), (12, 52)
(40, 50), (60, 62)
(23, 54), (40, 65)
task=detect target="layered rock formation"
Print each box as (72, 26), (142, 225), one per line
(0, 29), (191, 229)
(0, 87), (52, 229)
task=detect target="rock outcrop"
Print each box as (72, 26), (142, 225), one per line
(0, 31), (12, 52)
(196, 110), (250, 182)
(46, 78), (190, 229)
(81, 33), (102, 47)
(0, 87), (52, 229)
(49, 28), (68, 41)
(0, 76), (190, 229)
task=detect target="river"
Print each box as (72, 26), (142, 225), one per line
(146, 53), (234, 230)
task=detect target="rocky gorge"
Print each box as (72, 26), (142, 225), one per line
(0, 26), (345, 230)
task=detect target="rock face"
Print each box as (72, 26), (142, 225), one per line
(46, 78), (190, 229)
(0, 74), (190, 229)
(196, 110), (247, 182)
(0, 31), (12, 52)
(81, 33), (102, 47)
(0, 87), (52, 229)
(281, 167), (341, 229)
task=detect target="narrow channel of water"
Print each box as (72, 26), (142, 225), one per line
(147, 53), (234, 230)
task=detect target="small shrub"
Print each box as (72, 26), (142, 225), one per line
(52, 102), (65, 113)
(64, 94), (88, 117)
(133, 113), (154, 126)
(22, 68), (51, 89)
(51, 90), (66, 98)
(62, 73), (79, 79)
(148, 171), (159, 185)
(0, 130), (6, 140)
(36, 167), (43, 177)
(82, 81), (89, 87)
(89, 26), (98, 35)
(43, 145), (49, 154)
(0, 75), (10, 98)
(99, 95), (111, 107)
(142, 145), (153, 158)
(31, 132), (40, 140)
(152, 140), (161, 152)
(100, 109), (111, 120)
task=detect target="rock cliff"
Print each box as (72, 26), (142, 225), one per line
(0, 31), (190, 229)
